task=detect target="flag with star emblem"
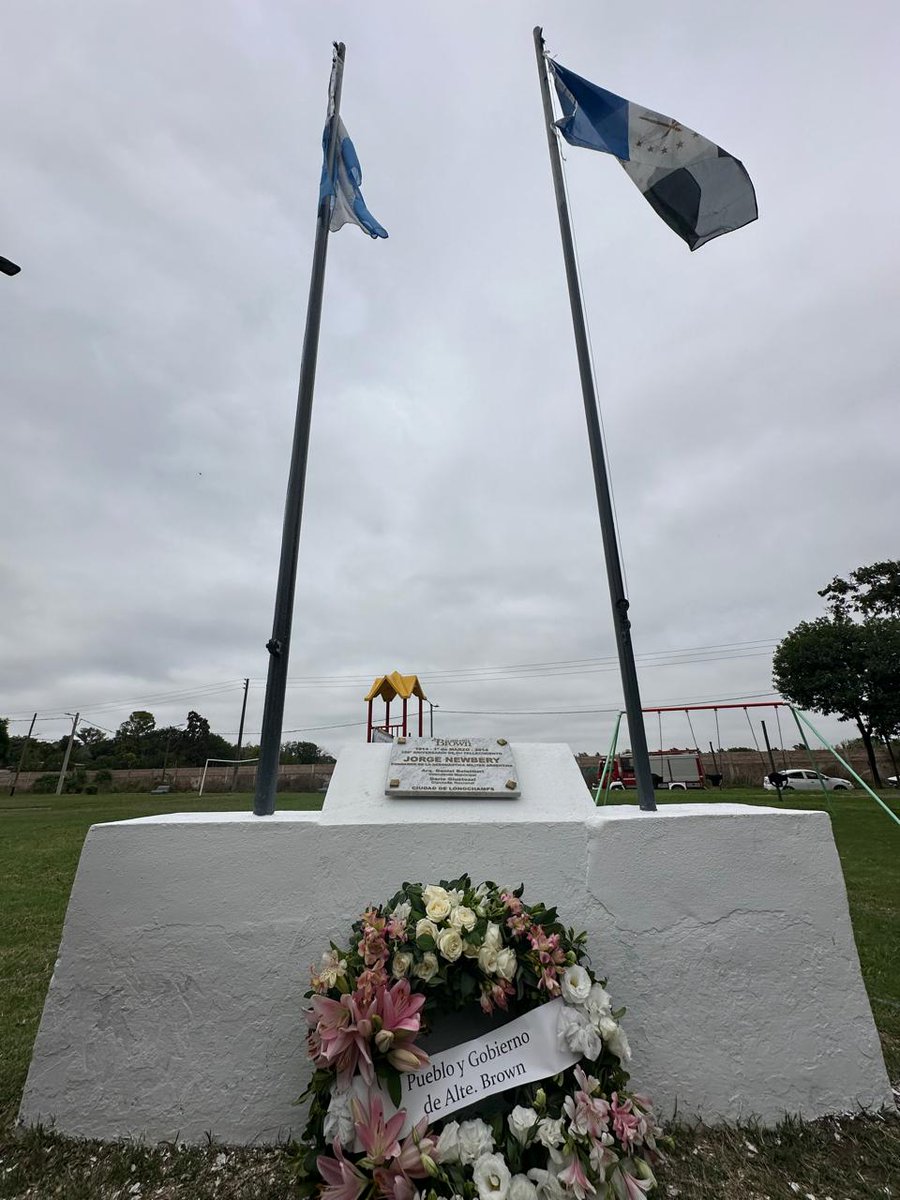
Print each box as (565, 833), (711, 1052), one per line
(549, 60), (757, 250)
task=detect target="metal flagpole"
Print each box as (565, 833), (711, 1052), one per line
(253, 43), (346, 816)
(533, 27), (656, 812)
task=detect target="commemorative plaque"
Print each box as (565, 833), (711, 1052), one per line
(386, 737), (520, 799)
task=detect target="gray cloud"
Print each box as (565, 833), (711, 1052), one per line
(2, 0), (897, 763)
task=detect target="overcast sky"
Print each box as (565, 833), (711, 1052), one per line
(2, 0), (897, 761)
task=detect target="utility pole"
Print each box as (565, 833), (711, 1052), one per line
(231, 678), (250, 792)
(55, 712), (80, 796)
(9, 712), (37, 796)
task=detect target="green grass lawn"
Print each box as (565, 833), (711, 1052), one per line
(0, 790), (324, 1129)
(0, 786), (897, 1198)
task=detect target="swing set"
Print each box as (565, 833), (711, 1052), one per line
(594, 699), (900, 828)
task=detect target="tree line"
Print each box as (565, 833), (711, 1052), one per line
(0, 709), (334, 775)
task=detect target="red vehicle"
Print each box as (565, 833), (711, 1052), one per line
(600, 751), (705, 791)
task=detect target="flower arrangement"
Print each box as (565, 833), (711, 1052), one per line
(295, 877), (664, 1200)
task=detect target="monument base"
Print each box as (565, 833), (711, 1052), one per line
(18, 744), (893, 1143)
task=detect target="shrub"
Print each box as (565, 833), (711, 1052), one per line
(30, 773), (58, 794)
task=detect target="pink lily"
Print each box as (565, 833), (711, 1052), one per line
(610, 1094), (641, 1152)
(317, 1139), (368, 1200)
(393, 1119), (439, 1178)
(311, 992), (377, 1083)
(378, 978), (426, 1038)
(387, 1042), (429, 1072)
(373, 1164), (418, 1200)
(351, 1091), (405, 1165)
(558, 1153), (596, 1200)
(610, 1162), (653, 1200)
(564, 1090), (611, 1140)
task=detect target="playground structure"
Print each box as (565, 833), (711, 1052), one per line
(594, 700), (900, 827)
(365, 671), (428, 742)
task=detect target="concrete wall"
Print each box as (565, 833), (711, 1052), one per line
(0, 761), (335, 794)
(18, 744), (893, 1144)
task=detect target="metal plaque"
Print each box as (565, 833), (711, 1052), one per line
(386, 737), (520, 799)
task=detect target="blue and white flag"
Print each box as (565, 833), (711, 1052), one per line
(550, 60), (757, 250)
(320, 118), (388, 240)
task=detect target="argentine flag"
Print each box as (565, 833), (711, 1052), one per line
(320, 118), (388, 240)
(550, 60), (757, 250)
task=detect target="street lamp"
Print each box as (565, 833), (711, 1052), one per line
(429, 703), (439, 737)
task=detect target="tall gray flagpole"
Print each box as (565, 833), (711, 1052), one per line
(533, 27), (656, 812)
(253, 43), (346, 816)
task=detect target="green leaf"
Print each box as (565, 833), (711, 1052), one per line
(386, 1070), (402, 1108)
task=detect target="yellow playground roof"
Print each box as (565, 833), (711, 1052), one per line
(364, 671), (428, 703)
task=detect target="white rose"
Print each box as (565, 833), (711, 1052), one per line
(438, 927), (464, 962)
(392, 950), (413, 978)
(457, 1118), (494, 1165)
(423, 885), (452, 922)
(449, 905), (477, 931)
(414, 952), (439, 982)
(416, 918), (440, 943)
(483, 922), (503, 951)
(392, 899), (412, 923)
(535, 1117), (565, 1150)
(322, 1086), (355, 1145)
(560, 964), (592, 1005)
(446, 888), (465, 908)
(478, 945), (499, 975)
(463, 940), (480, 959)
(508, 1176), (539, 1200)
(558, 1004), (602, 1060)
(436, 1120), (461, 1164)
(508, 1105), (538, 1145)
(495, 948), (517, 981)
(473, 1153), (511, 1200)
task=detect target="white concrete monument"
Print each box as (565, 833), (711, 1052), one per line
(19, 742), (893, 1144)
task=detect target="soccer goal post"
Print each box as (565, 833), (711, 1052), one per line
(198, 757), (260, 797)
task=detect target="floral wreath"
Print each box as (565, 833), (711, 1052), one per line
(295, 877), (664, 1200)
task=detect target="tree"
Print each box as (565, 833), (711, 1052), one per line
(116, 711), (156, 767)
(280, 740), (332, 765)
(818, 560), (900, 620)
(180, 710), (232, 767)
(773, 561), (900, 786)
(75, 726), (107, 763)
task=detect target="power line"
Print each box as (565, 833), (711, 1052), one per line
(2, 638), (781, 723)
